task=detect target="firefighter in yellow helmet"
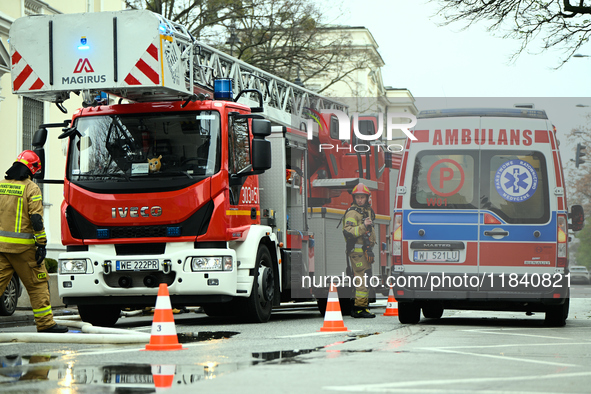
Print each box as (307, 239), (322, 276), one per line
(343, 183), (376, 318)
(0, 151), (67, 333)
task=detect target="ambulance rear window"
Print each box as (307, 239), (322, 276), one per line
(409, 149), (550, 223)
(410, 151), (478, 209)
(482, 151), (549, 224)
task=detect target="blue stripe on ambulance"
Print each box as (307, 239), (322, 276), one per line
(403, 210), (478, 241)
(403, 210), (557, 243)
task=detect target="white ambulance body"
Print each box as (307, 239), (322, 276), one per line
(392, 108), (584, 326)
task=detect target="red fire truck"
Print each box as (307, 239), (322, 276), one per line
(9, 10), (402, 325)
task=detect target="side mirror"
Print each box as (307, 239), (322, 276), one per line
(33, 148), (45, 180)
(252, 118), (271, 137)
(251, 119), (271, 171)
(570, 205), (585, 232)
(32, 128), (48, 148)
(251, 139), (271, 171)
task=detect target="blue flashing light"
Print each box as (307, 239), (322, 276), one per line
(97, 229), (110, 239)
(78, 36), (89, 50)
(166, 226), (181, 237)
(214, 79), (233, 100)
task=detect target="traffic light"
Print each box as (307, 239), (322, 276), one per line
(576, 143), (587, 168)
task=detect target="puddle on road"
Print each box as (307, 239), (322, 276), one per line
(252, 347), (323, 364)
(177, 331), (239, 343)
(0, 331), (382, 391)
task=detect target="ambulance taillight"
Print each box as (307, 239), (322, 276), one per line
(557, 214), (567, 267)
(392, 213), (402, 264)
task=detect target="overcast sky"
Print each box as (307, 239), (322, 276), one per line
(334, 0), (591, 165)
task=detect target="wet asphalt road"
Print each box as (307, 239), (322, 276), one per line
(1, 285), (591, 393)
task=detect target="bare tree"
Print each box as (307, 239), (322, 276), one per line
(124, 0), (258, 40)
(566, 120), (591, 210)
(125, 0), (369, 93)
(565, 120), (591, 265)
(433, 0), (591, 67)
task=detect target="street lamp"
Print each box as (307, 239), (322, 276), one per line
(574, 53), (591, 58)
(294, 67), (304, 88)
(225, 20), (241, 57)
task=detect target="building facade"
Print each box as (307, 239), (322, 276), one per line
(304, 26), (418, 138)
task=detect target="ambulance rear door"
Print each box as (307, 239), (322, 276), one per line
(404, 116), (482, 282)
(477, 116), (557, 292)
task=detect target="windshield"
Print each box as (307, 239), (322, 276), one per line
(68, 111), (221, 191)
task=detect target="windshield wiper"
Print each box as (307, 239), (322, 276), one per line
(164, 170), (194, 179)
(73, 173), (130, 180)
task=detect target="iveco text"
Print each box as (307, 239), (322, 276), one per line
(111, 206), (163, 218)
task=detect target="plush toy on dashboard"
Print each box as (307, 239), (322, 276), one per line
(148, 155), (162, 173)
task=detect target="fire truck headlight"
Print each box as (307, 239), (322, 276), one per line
(191, 257), (222, 271)
(223, 257), (233, 271)
(59, 259), (88, 274)
(190, 256), (233, 271)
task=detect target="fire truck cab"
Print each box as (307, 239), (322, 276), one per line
(9, 9), (323, 325)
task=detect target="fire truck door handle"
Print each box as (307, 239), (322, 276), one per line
(484, 230), (509, 237)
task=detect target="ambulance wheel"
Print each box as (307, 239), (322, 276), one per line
(78, 304), (121, 327)
(544, 297), (569, 327)
(244, 245), (274, 323)
(422, 302), (444, 319)
(398, 302), (421, 324)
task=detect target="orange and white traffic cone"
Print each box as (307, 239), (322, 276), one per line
(144, 283), (185, 351)
(319, 283), (349, 332)
(151, 364), (176, 392)
(383, 287), (399, 316)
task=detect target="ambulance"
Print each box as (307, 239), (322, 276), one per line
(391, 107), (584, 326)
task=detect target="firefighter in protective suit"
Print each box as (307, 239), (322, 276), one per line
(343, 183), (376, 318)
(0, 151), (67, 333)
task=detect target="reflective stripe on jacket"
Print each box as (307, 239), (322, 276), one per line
(343, 203), (376, 253)
(0, 179), (46, 253)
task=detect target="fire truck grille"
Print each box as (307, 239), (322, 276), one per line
(103, 271), (176, 288)
(110, 226), (168, 239)
(66, 201), (213, 240)
(115, 243), (166, 256)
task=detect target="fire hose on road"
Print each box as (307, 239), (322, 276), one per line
(0, 317), (151, 344)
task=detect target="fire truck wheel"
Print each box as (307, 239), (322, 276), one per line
(422, 302), (444, 319)
(245, 245), (274, 323)
(78, 304), (121, 327)
(202, 301), (239, 317)
(398, 302), (421, 324)
(317, 298), (327, 316)
(544, 297), (569, 327)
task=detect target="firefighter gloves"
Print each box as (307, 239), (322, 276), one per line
(35, 243), (46, 266)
